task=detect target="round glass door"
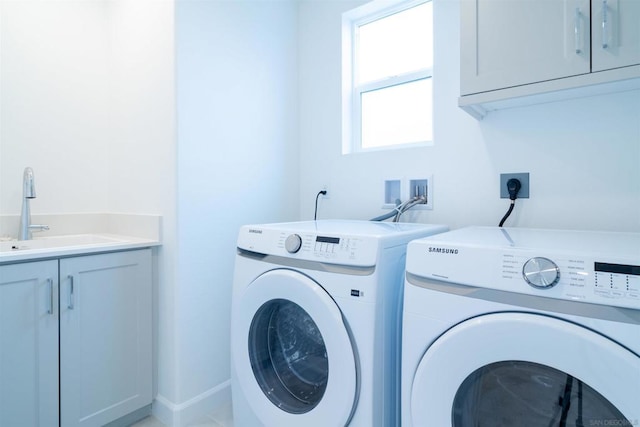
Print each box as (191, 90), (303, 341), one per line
(232, 269), (357, 425)
(248, 299), (328, 414)
(410, 312), (640, 426)
(453, 361), (629, 426)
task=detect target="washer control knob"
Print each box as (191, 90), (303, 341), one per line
(523, 257), (560, 289)
(285, 234), (303, 254)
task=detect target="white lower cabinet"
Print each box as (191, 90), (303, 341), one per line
(60, 249), (152, 427)
(0, 260), (59, 427)
(0, 249), (152, 427)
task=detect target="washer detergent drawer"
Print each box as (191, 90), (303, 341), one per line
(231, 269), (357, 427)
(410, 313), (640, 426)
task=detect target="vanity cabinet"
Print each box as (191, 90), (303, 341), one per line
(0, 249), (151, 427)
(0, 260), (59, 427)
(60, 249), (152, 427)
(459, 0), (640, 118)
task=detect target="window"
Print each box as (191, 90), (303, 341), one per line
(342, 0), (433, 153)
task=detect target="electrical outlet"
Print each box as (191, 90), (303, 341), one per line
(321, 184), (330, 199)
(500, 173), (530, 198)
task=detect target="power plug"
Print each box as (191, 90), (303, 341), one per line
(506, 178), (521, 200)
(500, 173), (529, 199)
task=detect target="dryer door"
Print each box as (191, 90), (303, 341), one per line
(410, 312), (640, 426)
(232, 269), (357, 426)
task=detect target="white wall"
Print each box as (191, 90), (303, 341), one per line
(107, 1), (176, 216)
(299, 0), (640, 233)
(0, 0), (175, 220)
(0, 1), (110, 215)
(171, 0), (298, 422)
(106, 0), (177, 420)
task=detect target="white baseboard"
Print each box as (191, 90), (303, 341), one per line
(152, 380), (231, 427)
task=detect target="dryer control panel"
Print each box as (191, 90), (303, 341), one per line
(406, 226), (640, 310)
(498, 251), (640, 309)
(594, 262), (640, 301)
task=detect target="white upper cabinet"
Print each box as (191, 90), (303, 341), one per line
(461, 0), (591, 96)
(460, 0), (640, 118)
(591, 0), (640, 71)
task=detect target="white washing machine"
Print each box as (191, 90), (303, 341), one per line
(230, 220), (448, 427)
(402, 226), (640, 426)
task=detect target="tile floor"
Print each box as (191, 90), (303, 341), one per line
(131, 402), (233, 427)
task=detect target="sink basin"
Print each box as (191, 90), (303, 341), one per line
(0, 233), (158, 263)
(0, 234), (125, 253)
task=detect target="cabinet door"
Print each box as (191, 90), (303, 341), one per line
(0, 260), (59, 427)
(59, 250), (152, 427)
(592, 0), (640, 72)
(461, 0), (591, 95)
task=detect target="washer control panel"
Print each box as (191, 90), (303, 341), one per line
(238, 226), (379, 267)
(276, 232), (376, 265)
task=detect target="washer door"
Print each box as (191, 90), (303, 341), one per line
(232, 269), (357, 426)
(411, 312), (640, 426)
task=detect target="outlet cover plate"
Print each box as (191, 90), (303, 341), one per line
(321, 184), (330, 199)
(500, 173), (530, 199)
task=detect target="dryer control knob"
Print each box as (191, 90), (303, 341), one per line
(285, 234), (303, 253)
(523, 257), (560, 289)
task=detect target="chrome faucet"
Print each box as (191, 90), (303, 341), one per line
(19, 167), (49, 240)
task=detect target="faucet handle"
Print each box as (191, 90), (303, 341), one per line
(29, 224), (50, 233)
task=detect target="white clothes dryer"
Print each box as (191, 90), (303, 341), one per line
(402, 226), (640, 427)
(230, 220), (448, 427)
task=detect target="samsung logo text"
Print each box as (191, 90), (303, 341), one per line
(428, 247), (459, 255)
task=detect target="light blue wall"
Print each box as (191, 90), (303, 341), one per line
(173, 0), (299, 414)
(299, 0), (640, 232)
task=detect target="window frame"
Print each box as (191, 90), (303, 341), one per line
(342, 0), (433, 154)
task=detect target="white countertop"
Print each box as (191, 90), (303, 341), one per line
(0, 233), (160, 264)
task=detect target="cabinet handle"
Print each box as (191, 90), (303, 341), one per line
(574, 7), (583, 54)
(47, 278), (54, 315)
(602, 0), (609, 49)
(68, 275), (74, 310)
